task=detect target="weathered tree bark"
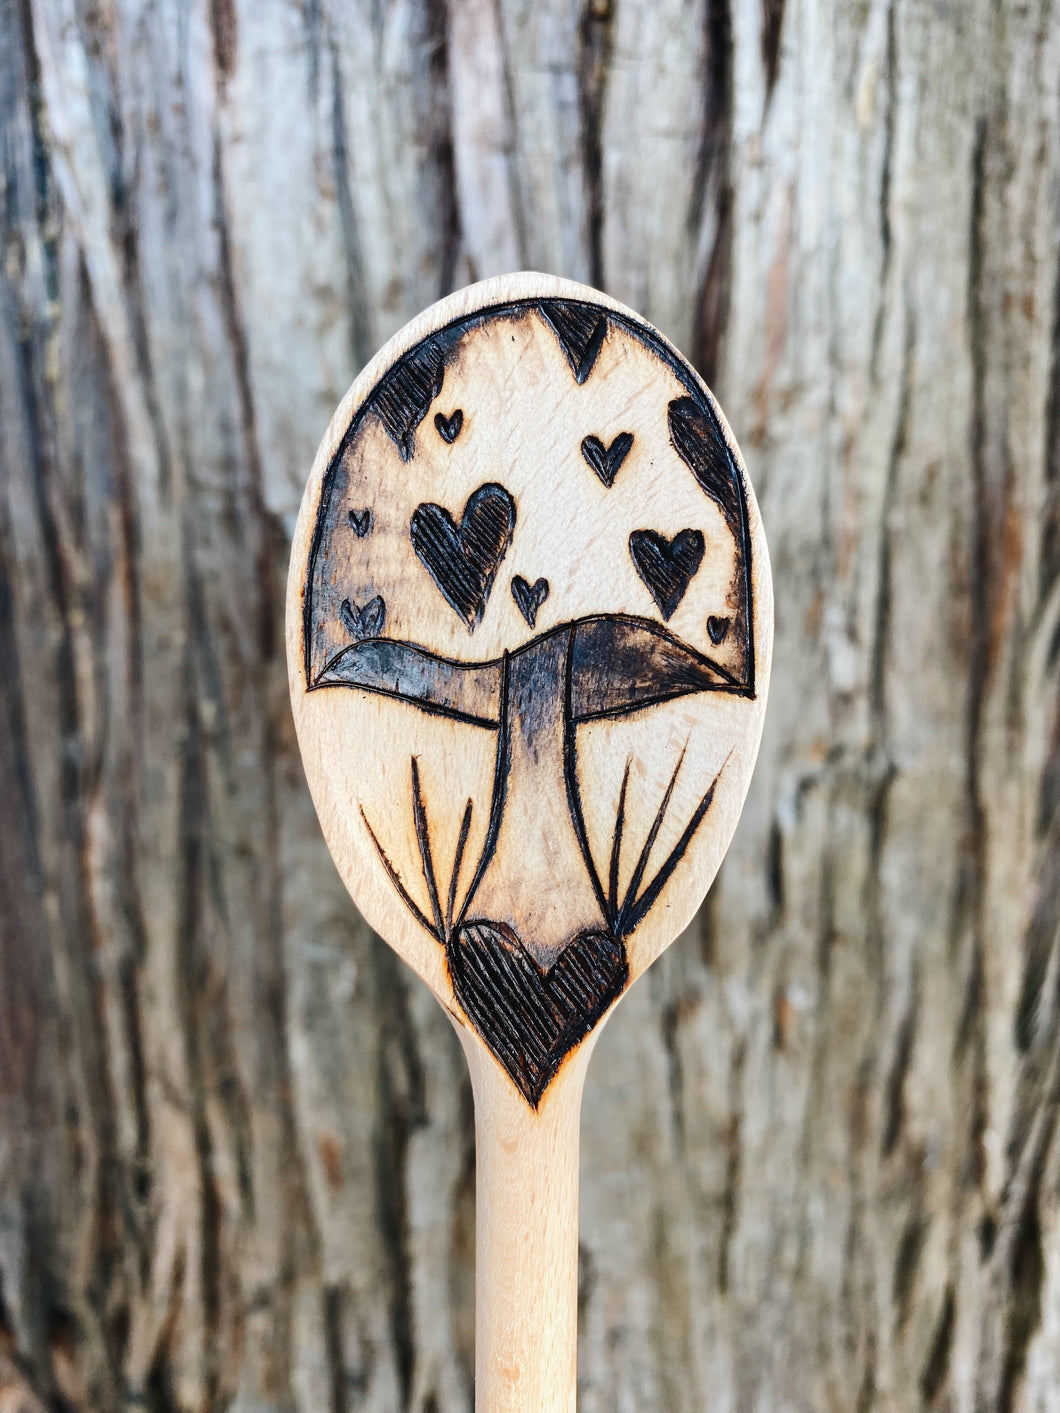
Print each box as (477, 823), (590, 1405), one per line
(1, 0), (1058, 1409)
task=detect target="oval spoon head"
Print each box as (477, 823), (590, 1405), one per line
(287, 273), (772, 1109)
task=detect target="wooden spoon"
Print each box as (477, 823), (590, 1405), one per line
(286, 272), (772, 1412)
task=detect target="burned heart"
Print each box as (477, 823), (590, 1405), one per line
(341, 595), (386, 642)
(435, 408), (463, 443)
(448, 921), (628, 1106)
(511, 575), (549, 627)
(629, 528), (705, 620)
(411, 483), (516, 630)
(581, 431), (633, 488)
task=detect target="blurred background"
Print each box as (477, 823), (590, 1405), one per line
(1, 0), (1059, 1409)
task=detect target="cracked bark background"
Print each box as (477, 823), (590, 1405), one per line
(1, 0), (1059, 1408)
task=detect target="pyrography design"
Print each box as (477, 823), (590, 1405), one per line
(303, 299), (755, 1105)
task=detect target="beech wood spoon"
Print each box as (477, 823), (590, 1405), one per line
(286, 272), (772, 1412)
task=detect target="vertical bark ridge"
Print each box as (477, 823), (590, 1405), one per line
(577, 0), (614, 290)
(691, 0), (733, 384)
(424, 0), (462, 296)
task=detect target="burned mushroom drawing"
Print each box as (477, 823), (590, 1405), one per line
(302, 297), (758, 1105)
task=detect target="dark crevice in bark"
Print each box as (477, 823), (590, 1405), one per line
(1014, 863), (1058, 1053)
(692, 0), (733, 385)
(174, 618), (224, 1410)
(0, 487), (42, 892)
(322, 1284), (349, 1413)
(881, 965), (917, 1157)
(892, 1211), (927, 1327)
(869, 0), (897, 383)
(920, 1285), (955, 1405)
(0, 538), (52, 1119)
(717, 1036), (745, 1294)
(1042, 205), (1060, 595)
(15, 0), (59, 305)
(424, 0), (462, 296)
(766, 815), (785, 921)
(490, 0), (529, 269)
(869, 297), (913, 732)
(210, 129), (278, 662)
(329, 37), (373, 370)
(956, 925), (989, 1189)
(659, 992), (689, 1154)
(302, 0), (323, 104)
(959, 117), (992, 1211)
(208, 0), (238, 90)
(855, 1328), (877, 1413)
(372, 948), (429, 1408)
(997, 1193), (1045, 1413)
(760, 0), (785, 103)
(116, 201), (175, 508)
(814, 827), (836, 982)
(577, 0), (614, 289)
(83, 244), (155, 1220)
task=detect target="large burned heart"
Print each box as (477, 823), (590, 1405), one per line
(289, 276), (772, 1107)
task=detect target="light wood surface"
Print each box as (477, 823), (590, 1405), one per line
(286, 271), (771, 1410)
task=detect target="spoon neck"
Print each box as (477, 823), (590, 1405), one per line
(464, 1039), (592, 1413)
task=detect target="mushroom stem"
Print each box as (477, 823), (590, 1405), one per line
(460, 629), (607, 965)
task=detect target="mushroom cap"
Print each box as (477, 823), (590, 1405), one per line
(305, 298), (754, 693)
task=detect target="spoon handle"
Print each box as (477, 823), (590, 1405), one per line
(461, 1035), (593, 1412)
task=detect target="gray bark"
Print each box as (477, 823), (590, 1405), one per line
(1, 0), (1059, 1409)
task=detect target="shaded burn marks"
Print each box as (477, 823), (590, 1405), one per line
(668, 395), (752, 688)
(629, 528), (705, 620)
(449, 921), (628, 1106)
(305, 297), (757, 690)
(669, 397), (741, 532)
(581, 430), (633, 488)
(341, 595), (385, 642)
(411, 483), (516, 632)
(435, 408), (463, 443)
(511, 574), (549, 627)
(374, 338), (448, 460)
(539, 299), (608, 383)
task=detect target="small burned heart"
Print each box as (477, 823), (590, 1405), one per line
(629, 528), (705, 620)
(435, 409), (463, 443)
(448, 921), (628, 1106)
(348, 507), (372, 537)
(341, 595), (385, 641)
(411, 483), (516, 631)
(511, 575), (549, 627)
(580, 431), (633, 488)
(707, 615), (730, 645)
